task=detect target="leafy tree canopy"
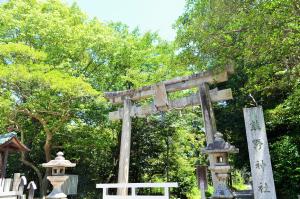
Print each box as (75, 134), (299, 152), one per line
(175, 0), (300, 197)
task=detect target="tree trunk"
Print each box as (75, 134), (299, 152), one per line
(41, 132), (53, 197)
(19, 129), (44, 198)
(16, 109), (67, 198)
(20, 155), (44, 198)
(44, 132), (53, 162)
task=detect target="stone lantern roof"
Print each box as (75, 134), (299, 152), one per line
(42, 152), (76, 168)
(202, 132), (239, 154)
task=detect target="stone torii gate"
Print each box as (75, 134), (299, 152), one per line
(105, 66), (234, 195)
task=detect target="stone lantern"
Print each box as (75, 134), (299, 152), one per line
(202, 132), (239, 199)
(42, 152), (76, 199)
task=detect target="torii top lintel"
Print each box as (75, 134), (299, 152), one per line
(105, 66), (234, 104)
(106, 66), (234, 120)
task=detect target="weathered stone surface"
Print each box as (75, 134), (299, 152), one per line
(42, 152), (76, 199)
(117, 98), (132, 196)
(46, 176), (69, 199)
(104, 66), (233, 104)
(243, 106), (277, 199)
(202, 132), (239, 153)
(202, 133), (238, 199)
(109, 88), (233, 120)
(196, 166), (207, 199)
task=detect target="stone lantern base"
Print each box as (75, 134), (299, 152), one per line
(212, 183), (234, 199)
(47, 176), (69, 199)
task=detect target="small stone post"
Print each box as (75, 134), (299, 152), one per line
(196, 165), (207, 199)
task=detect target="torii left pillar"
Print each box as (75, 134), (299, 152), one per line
(117, 98), (132, 195)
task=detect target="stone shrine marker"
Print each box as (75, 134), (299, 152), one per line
(243, 106), (277, 199)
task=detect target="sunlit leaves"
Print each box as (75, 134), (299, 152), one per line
(0, 43), (46, 64)
(175, 0), (300, 197)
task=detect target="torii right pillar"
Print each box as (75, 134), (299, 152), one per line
(198, 83), (218, 184)
(198, 82), (238, 198)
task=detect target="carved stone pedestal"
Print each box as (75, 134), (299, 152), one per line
(210, 166), (233, 199)
(46, 176), (69, 199)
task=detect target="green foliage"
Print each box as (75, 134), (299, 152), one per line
(176, 0), (300, 197)
(129, 108), (205, 198)
(176, 0), (300, 106)
(267, 87), (300, 127)
(1, 0), (299, 198)
(270, 136), (300, 198)
(0, 43), (46, 63)
(0, 0), (201, 198)
(231, 170), (247, 191)
(205, 185), (214, 197)
(0, 91), (12, 131)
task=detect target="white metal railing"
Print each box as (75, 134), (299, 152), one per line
(0, 175), (26, 199)
(96, 182), (178, 199)
(0, 174), (37, 199)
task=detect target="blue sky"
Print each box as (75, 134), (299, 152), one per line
(64, 0), (186, 41)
